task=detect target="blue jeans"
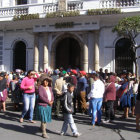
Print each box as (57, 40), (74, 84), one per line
(61, 113), (78, 134)
(90, 98), (103, 125)
(21, 93), (36, 121)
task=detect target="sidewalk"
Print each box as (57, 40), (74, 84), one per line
(0, 101), (139, 140)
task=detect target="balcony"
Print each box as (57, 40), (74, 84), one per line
(0, 0), (139, 21)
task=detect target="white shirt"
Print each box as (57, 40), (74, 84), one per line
(46, 88), (52, 102)
(133, 83), (139, 94)
(88, 79), (105, 99)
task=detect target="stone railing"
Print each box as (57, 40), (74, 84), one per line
(43, 3), (58, 13)
(0, 0), (139, 20)
(67, 1), (83, 11)
(0, 6), (28, 16)
(100, 0), (140, 8)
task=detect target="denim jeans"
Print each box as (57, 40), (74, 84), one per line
(61, 113), (78, 134)
(90, 98), (103, 125)
(21, 93), (35, 121)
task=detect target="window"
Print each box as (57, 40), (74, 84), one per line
(16, 0), (27, 5)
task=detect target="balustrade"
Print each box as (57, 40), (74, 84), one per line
(100, 0), (140, 8)
(43, 4), (58, 13)
(0, 7), (28, 16)
(67, 1), (83, 11)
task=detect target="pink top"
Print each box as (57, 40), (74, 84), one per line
(20, 74), (39, 94)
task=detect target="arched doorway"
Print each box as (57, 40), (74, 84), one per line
(13, 41), (26, 71)
(115, 38), (134, 74)
(55, 37), (81, 69)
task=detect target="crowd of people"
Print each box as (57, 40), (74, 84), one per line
(0, 67), (140, 138)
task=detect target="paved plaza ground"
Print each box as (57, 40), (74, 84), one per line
(0, 102), (140, 140)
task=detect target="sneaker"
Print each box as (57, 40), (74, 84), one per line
(73, 133), (82, 137)
(60, 132), (64, 136)
(102, 120), (110, 124)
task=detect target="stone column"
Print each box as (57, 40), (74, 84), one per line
(51, 51), (55, 70)
(83, 34), (88, 72)
(94, 30), (100, 71)
(43, 33), (48, 71)
(34, 34), (39, 72)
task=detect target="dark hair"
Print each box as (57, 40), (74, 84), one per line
(94, 73), (100, 78)
(41, 77), (52, 87)
(13, 75), (19, 80)
(59, 72), (64, 77)
(67, 83), (75, 88)
(27, 70), (33, 76)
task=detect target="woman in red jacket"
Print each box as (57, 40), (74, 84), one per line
(103, 75), (116, 123)
(36, 76), (54, 138)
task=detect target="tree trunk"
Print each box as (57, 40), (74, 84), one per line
(134, 60), (139, 80)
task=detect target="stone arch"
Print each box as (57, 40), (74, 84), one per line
(12, 39), (27, 71)
(50, 32), (87, 70)
(11, 38), (28, 49)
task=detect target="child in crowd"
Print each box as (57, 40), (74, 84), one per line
(60, 84), (81, 137)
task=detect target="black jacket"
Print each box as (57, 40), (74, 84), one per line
(62, 91), (74, 114)
(136, 83), (140, 100)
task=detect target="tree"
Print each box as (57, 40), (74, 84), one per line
(112, 15), (140, 78)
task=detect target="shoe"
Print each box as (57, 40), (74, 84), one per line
(60, 132), (64, 136)
(19, 118), (24, 123)
(102, 120), (110, 124)
(29, 120), (36, 123)
(42, 134), (49, 138)
(96, 122), (103, 126)
(73, 133), (81, 137)
(92, 124), (95, 128)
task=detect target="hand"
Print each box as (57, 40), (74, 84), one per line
(49, 101), (53, 106)
(28, 86), (32, 90)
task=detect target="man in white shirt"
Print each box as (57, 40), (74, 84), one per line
(88, 73), (105, 127)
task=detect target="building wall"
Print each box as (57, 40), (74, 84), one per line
(3, 31), (34, 72)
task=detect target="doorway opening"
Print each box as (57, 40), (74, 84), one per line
(13, 41), (26, 71)
(55, 37), (81, 70)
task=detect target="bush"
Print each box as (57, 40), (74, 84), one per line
(13, 13), (39, 21)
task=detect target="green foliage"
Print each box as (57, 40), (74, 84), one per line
(112, 16), (140, 39)
(46, 10), (80, 18)
(13, 13), (39, 21)
(87, 8), (121, 16)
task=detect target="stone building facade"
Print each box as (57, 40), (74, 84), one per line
(0, 0), (140, 74)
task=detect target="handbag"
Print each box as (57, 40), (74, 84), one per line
(0, 89), (7, 102)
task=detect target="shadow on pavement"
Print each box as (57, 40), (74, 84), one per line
(0, 122), (40, 136)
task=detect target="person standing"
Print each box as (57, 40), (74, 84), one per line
(135, 78), (140, 130)
(0, 73), (7, 112)
(10, 75), (21, 111)
(60, 84), (81, 137)
(20, 70), (39, 123)
(54, 72), (65, 118)
(103, 75), (116, 123)
(131, 79), (138, 117)
(88, 73), (105, 127)
(77, 71), (88, 114)
(36, 77), (54, 138)
(69, 69), (78, 114)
